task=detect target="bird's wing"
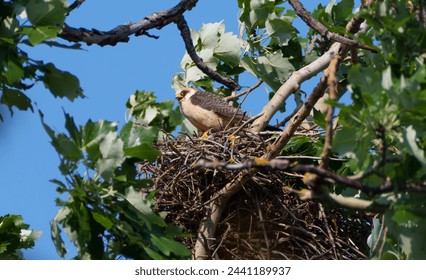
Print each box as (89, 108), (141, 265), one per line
(189, 91), (247, 121)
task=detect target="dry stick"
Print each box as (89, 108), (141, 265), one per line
(68, 0), (86, 13)
(318, 203), (338, 259)
(60, 0), (199, 46)
(175, 15), (240, 91)
(224, 80), (263, 102)
(319, 55), (340, 169)
(288, 0), (375, 52)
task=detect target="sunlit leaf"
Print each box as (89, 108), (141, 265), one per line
(41, 63), (84, 101)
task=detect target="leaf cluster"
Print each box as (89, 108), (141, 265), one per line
(0, 214), (41, 260)
(40, 90), (189, 259)
(0, 0), (83, 120)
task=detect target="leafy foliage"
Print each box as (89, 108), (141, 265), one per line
(0, 214), (41, 260)
(40, 91), (190, 259)
(0, 0), (83, 120)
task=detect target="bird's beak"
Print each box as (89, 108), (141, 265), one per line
(175, 90), (184, 102)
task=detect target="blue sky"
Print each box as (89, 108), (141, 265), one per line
(0, 0), (327, 259)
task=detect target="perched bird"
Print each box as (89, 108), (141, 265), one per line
(175, 87), (280, 132)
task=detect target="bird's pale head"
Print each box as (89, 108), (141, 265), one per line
(176, 87), (197, 102)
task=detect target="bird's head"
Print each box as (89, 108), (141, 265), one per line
(176, 87), (197, 102)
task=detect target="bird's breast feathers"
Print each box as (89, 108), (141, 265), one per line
(179, 97), (225, 132)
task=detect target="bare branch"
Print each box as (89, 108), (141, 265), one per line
(224, 80), (263, 102)
(288, 0), (375, 51)
(251, 42), (341, 132)
(194, 158), (426, 196)
(68, 0), (86, 14)
(175, 15), (241, 91)
(319, 55), (339, 169)
(59, 0), (199, 46)
(265, 71), (330, 159)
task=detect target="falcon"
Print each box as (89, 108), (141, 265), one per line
(175, 87), (280, 132)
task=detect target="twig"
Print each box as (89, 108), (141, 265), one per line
(224, 80), (263, 102)
(318, 203), (338, 259)
(276, 155), (348, 162)
(68, 0), (86, 14)
(288, 0), (375, 51)
(254, 192), (271, 259)
(319, 55), (340, 169)
(193, 158), (426, 196)
(60, 0), (199, 46)
(175, 15), (240, 91)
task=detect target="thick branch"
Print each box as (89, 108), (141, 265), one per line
(175, 15), (241, 91)
(265, 69), (330, 159)
(59, 0), (198, 46)
(288, 0), (375, 51)
(251, 43), (341, 132)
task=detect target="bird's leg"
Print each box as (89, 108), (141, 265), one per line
(200, 129), (212, 139)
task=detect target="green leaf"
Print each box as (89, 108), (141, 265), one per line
(26, 0), (66, 27)
(199, 22), (223, 49)
(96, 131), (124, 180)
(124, 143), (161, 162)
(92, 212), (114, 230)
(214, 32), (242, 66)
(265, 16), (296, 46)
(144, 246), (165, 260)
(50, 220), (66, 258)
(120, 122), (158, 147)
(239, 0), (280, 28)
(21, 26), (61, 45)
(404, 125), (426, 166)
(331, 0), (354, 25)
(385, 193), (426, 259)
(0, 17), (19, 38)
(312, 108), (326, 129)
(241, 52), (294, 91)
(333, 127), (357, 156)
(81, 120), (118, 150)
(150, 235), (190, 258)
(0, 88), (33, 113)
(41, 63), (84, 101)
(125, 187), (166, 228)
(3, 58), (25, 84)
(182, 49), (219, 83)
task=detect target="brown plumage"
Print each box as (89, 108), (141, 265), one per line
(176, 87), (280, 132)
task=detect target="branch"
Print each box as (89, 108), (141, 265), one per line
(59, 0), (199, 46)
(175, 15), (241, 91)
(224, 80), (263, 102)
(194, 158), (426, 196)
(288, 0), (375, 51)
(68, 0), (86, 14)
(193, 170), (254, 259)
(265, 69), (330, 159)
(251, 42), (341, 132)
(319, 55), (339, 169)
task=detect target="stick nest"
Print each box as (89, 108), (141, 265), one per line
(138, 129), (371, 259)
